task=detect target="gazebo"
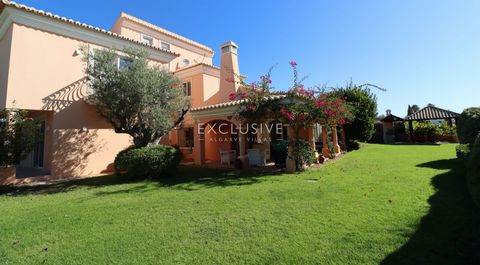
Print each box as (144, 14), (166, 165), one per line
(380, 113), (405, 143)
(405, 106), (460, 143)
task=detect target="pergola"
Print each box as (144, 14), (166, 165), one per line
(405, 106), (460, 142)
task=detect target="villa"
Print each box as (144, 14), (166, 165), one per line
(0, 1), (341, 184)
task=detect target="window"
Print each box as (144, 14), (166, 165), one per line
(142, 35), (154, 46)
(117, 57), (132, 70)
(183, 82), (192, 96)
(178, 127), (194, 149)
(185, 127), (194, 148)
(181, 58), (190, 67)
(161, 41), (170, 50)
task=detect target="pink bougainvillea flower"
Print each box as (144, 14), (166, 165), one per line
(248, 105), (257, 111)
(228, 92), (237, 101)
(289, 61), (297, 66)
(260, 75), (272, 84)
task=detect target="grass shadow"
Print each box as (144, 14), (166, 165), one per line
(381, 158), (480, 265)
(151, 166), (284, 191)
(0, 166), (285, 196)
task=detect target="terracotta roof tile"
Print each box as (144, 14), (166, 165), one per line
(190, 95), (286, 112)
(119, 12), (213, 54)
(0, 0), (179, 57)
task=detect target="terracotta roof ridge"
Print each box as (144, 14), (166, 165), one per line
(119, 12), (213, 53)
(191, 94), (286, 112)
(174, 62), (220, 73)
(0, 1), (179, 57)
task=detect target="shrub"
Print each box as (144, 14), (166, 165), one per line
(437, 122), (456, 136)
(271, 140), (288, 167)
(456, 144), (471, 163)
(291, 139), (316, 171)
(329, 83), (378, 149)
(0, 109), (39, 167)
(457, 107), (480, 144)
(114, 145), (181, 179)
(466, 133), (480, 207)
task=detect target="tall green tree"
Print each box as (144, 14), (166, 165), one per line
(83, 47), (189, 147)
(411, 104), (420, 113)
(330, 81), (380, 149)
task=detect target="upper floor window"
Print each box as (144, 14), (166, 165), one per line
(117, 57), (132, 70)
(142, 35), (154, 46)
(161, 41), (171, 51)
(181, 58), (190, 67)
(183, 82), (192, 96)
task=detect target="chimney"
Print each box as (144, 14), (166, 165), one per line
(219, 41), (240, 102)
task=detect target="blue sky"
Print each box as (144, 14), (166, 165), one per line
(16, 0), (480, 116)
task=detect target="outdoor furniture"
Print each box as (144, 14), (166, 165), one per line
(264, 149), (270, 165)
(219, 149), (236, 166)
(247, 148), (263, 166)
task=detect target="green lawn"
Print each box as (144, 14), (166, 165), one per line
(0, 144), (478, 265)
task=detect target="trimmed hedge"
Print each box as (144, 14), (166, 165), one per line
(457, 107), (480, 144)
(114, 145), (181, 179)
(467, 133), (480, 207)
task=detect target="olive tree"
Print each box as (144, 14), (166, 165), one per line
(83, 47), (189, 147)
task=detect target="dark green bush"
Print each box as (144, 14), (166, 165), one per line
(291, 139), (316, 171)
(114, 145), (181, 179)
(271, 140), (288, 167)
(457, 107), (480, 144)
(466, 133), (480, 207)
(456, 144), (471, 162)
(329, 83), (378, 149)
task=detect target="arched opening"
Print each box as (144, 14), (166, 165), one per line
(203, 119), (238, 162)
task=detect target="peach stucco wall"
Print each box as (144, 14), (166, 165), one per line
(5, 22), (135, 178)
(111, 17), (213, 72)
(0, 24), (13, 108)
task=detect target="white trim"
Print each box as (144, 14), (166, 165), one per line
(160, 41), (170, 51)
(140, 33), (154, 46)
(0, 7), (177, 63)
(190, 105), (238, 120)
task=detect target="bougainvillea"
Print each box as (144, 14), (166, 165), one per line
(229, 61), (352, 169)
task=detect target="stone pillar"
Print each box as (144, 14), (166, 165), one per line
(321, 125), (330, 158)
(340, 125), (347, 151)
(332, 126), (341, 155)
(237, 123), (249, 167)
(286, 126), (296, 173)
(193, 122), (205, 165)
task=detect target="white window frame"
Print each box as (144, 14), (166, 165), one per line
(141, 34), (154, 46)
(117, 56), (132, 70)
(161, 41), (171, 51)
(181, 58), (190, 67)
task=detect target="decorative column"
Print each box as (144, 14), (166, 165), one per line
(332, 126), (341, 155)
(237, 123), (249, 167)
(308, 126), (318, 163)
(321, 125), (330, 158)
(408, 120), (414, 143)
(193, 122), (205, 165)
(286, 126), (296, 173)
(340, 125), (347, 151)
